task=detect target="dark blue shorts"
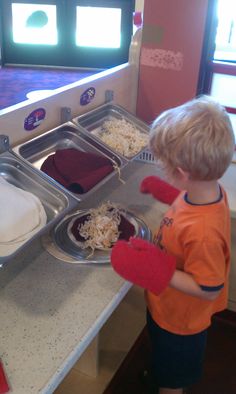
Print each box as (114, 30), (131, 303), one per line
(146, 309), (207, 389)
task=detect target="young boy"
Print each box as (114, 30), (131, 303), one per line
(111, 95), (235, 394)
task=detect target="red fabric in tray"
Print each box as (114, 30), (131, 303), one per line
(40, 148), (114, 194)
(70, 213), (135, 243)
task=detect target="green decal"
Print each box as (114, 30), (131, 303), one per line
(142, 25), (164, 45)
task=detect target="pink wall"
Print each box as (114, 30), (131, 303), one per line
(136, 0), (208, 123)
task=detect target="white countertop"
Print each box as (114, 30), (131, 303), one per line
(220, 159), (236, 218)
(0, 162), (167, 394)
(0, 160), (235, 394)
(0, 243), (132, 394)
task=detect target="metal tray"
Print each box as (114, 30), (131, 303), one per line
(0, 150), (78, 265)
(51, 208), (152, 264)
(72, 104), (150, 160)
(13, 122), (127, 200)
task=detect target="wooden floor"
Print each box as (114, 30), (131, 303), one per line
(103, 311), (236, 394)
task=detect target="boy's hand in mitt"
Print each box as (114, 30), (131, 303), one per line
(111, 237), (176, 295)
(140, 175), (180, 205)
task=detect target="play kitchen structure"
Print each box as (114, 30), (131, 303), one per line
(0, 82), (157, 393)
(0, 1), (236, 393)
(0, 74), (235, 394)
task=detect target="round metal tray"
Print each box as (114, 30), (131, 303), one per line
(51, 209), (151, 264)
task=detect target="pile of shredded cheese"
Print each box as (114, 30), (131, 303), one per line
(75, 202), (121, 252)
(93, 118), (148, 157)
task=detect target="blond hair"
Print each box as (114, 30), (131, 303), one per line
(149, 95), (235, 180)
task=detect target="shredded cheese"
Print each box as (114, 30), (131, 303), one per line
(112, 162), (126, 184)
(70, 202), (122, 253)
(93, 118), (148, 157)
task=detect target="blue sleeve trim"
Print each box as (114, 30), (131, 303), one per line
(200, 283), (224, 292)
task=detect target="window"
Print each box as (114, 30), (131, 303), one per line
(75, 6), (121, 48)
(11, 3), (57, 45)
(210, 0), (236, 141)
(0, 0), (135, 69)
(214, 0), (236, 62)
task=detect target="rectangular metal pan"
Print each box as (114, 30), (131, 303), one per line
(72, 104), (150, 160)
(0, 150), (78, 265)
(13, 122), (127, 200)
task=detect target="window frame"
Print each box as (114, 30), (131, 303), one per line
(0, 0), (135, 69)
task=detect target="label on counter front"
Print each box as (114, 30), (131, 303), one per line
(80, 87), (96, 106)
(24, 108), (46, 131)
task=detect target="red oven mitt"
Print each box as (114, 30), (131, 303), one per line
(140, 176), (180, 205)
(0, 360), (9, 394)
(111, 237), (176, 295)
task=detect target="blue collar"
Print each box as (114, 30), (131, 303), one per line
(184, 186), (223, 206)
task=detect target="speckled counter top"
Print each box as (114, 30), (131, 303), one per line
(221, 160), (236, 218)
(0, 162), (167, 394)
(0, 243), (134, 394)
(0, 161), (235, 394)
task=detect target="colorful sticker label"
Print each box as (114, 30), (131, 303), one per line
(80, 87), (96, 106)
(24, 108), (46, 131)
(140, 48), (183, 71)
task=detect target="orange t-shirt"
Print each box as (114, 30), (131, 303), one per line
(145, 186), (231, 335)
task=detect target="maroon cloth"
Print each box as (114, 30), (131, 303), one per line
(40, 148), (114, 194)
(140, 176), (180, 205)
(111, 237), (176, 295)
(70, 213), (135, 243)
